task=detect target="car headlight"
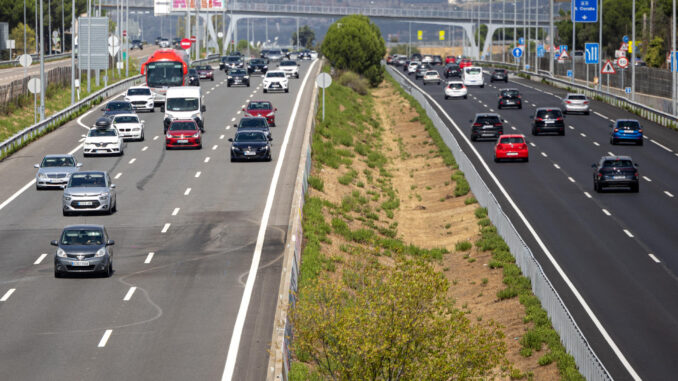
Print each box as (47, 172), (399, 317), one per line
(166, 133), (173, 139)
(231, 146), (240, 151)
(124, 97), (130, 102)
(191, 113), (201, 120)
(56, 248), (67, 258)
(38, 173), (48, 179)
(63, 193), (72, 201)
(192, 132), (200, 138)
(95, 248), (106, 257)
(263, 65), (268, 69)
(99, 193), (109, 200)
(227, 76), (232, 79)
(244, 75), (249, 79)
(259, 146), (269, 151)
(267, 111), (275, 117)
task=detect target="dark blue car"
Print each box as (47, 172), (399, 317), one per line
(610, 119), (643, 145)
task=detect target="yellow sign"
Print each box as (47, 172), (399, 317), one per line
(439, 31), (445, 41)
(417, 30), (423, 40)
(628, 41), (639, 53)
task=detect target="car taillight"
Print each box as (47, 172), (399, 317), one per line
(583, 101), (589, 104)
(556, 117), (563, 121)
(473, 123), (482, 127)
(638, 129), (643, 133)
(520, 144), (527, 150)
(597, 173), (603, 178)
(536, 118), (543, 121)
(614, 128), (619, 132)
(494, 123), (502, 127)
(635, 172), (639, 178)
(497, 144), (505, 150)
(518, 95), (521, 98)
(565, 100), (571, 104)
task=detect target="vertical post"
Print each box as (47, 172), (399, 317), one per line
(48, 0), (51, 55)
(61, 0), (64, 56)
(408, 21), (411, 58)
(502, 0), (506, 63)
(322, 87), (325, 122)
(598, 0), (603, 90)
(550, 0), (554, 76)
(535, 2), (539, 72)
(522, 0), (526, 70)
(632, 0), (636, 101)
(23, 0), (27, 74)
(87, 0), (91, 92)
(514, 0), (517, 64)
(35, 0), (39, 54)
(125, 0), (129, 77)
(196, 0), (200, 60)
(527, 0), (530, 69)
(572, 13), (576, 83)
(673, 0), (677, 114)
(489, 0), (492, 60)
(40, 0), (45, 120)
(71, 0), (75, 104)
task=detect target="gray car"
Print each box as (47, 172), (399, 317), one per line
(561, 93), (590, 114)
(51, 224), (114, 277)
(267, 49), (284, 61)
(34, 154), (82, 190)
(62, 171), (117, 216)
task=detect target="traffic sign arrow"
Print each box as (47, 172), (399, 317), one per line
(601, 59), (616, 74)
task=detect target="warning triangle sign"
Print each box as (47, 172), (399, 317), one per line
(558, 50), (569, 60)
(601, 59), (616, 74)
(620, 42), (629, 51)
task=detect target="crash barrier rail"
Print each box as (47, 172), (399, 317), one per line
(386, 65), (613, 381)
(0, 55), (218, 161)
(476, 59), (678, 129)
(0, 52), (72, 67)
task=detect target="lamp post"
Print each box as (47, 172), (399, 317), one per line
(40, 0), (45, 120)
(502, 0), (506, 63)
(632, 0), (636, 101)
(673, 0), (676, 114)
(71, 0), (75, 104)
(549, 0), (554, 76)
(598, 0), (603, 90)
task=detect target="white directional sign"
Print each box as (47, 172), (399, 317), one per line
(601, 60), (616, 74)
(108, 35), (120, 57)
(585, 43), (599, 64)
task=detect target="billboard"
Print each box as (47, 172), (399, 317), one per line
(154, 0), (172, 16)
(78, 17), (109, 70)
(171, 0), (225, 11)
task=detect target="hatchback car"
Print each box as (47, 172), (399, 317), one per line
(229, 130), (273, 162)
(62, 171), (117, 216)
(422, 70), (442, 85)
(431, 55), (443, 65)
(459, 59), (473, 69)
(51, 225), (114, 278)
(470, 113), (504, 141)
(415, 64), (432, 79)
(243, 100), (277, 126)
(610, 119), (643, 145)
(490, 68), (508, 82)
(165, 120), (202, 149)
(444, 81), (468, 99)
(445, 56), (457, 64)
(101, 100), (134, 117)
(561, 93), (590, 114)
(235, 116), (272, 139)
(531, 108), (565, 136)
(407, 61), (420, 74)
(35, 154), (82, 190)
(196, 65), (214, 81)
(444, 64), (461, 78)
(494, 135), (529, 162)
(497, 88), (522, 109)
(278, 60), (300, 78)
(592, 156), (639, 192)
(227, 68), (250, 87)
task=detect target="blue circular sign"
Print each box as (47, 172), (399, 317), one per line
(623, 35), (629, 43)
(519, 37), (525, 45)
(512, 47), (523, 58)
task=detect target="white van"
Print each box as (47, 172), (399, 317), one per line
(163, 86), (206, 132)
(463, 66), (485, 88)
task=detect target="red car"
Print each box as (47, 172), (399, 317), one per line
(459, 59), (473, 69)
(165, 120), (202, 149)
(494, 134), (529, 162)
(445, 56), (457, 64)
(243, 100), (277, 127)
(196, 65), (214, 81)
(386, 55), (393, 65)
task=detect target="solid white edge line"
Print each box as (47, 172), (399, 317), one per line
(0, 179), (36, 212)
(623, 229), (634, 238)
(144, 252), (154, 264)
(161, 223), (171, 233)
(391, 68), (641, 381)
(172, 208), (180, 216)
(34, 253), (48, 265)
(648, 254), (661, 263)
(0, 288), (16, 302)
(98, 330), (113, 347)
(123, 287), (137, 301)
(221, 58), (320, 381)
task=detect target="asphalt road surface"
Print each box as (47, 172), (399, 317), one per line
(390, 65), (678, 381)
(0, 59), (320, 380)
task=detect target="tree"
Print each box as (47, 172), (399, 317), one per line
(292, 25), (315, 49)
(645, 36), (666, 68)
(291, 258), (506, 380)
(9, 23), (36, 55)
(321, 15), (386, 87)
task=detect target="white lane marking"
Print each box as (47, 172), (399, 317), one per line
(580, 132), (587, 137)
(172, 208), (180, 216)
(212, 145), (218, 150)
(593, 142), (600, 146)
(128, 158), (136, 164)
(221, 58), (319, 381)
(77, 102), (105, 129)
(153, 136), (159, 140)
(529, 142), (536, 147)
(602, 209), (612, 216)
(249, 94), (254, 98)
(98, 330), (113, 347)
(569, 125), (575, 130)
(651, 139), (673, 152)
(644, 135), (650, 139)
(184, 188), (191, 196)
(391, 67), (642, 381)
(584, 192), (592, 198)
(210, 87), (215, 91)
(511, 126), (517, 130)
(220, 134), (225, 140)
(142, 146), (148, 151)
(0, 179), (36, 212)
(79, 137), (85, 142)
(226, 126), (231, 130)
(161, 223), (171, 233)
(489, 108), (495, 112)
(195, 171), (201, 178)
(231, 117), (236, 122)
(568, 177), (575, 183)
(624, 229), (634, 238)
(648, 254), (661, 263)
(241, 104), (246, 108)
(643, 176), (652, 182)
(482, 104), (487, 108)
(553, 163), (560, 169)
(114, 173), (122, 179)
(236, 110), (241, 114)
(541, 152), (548, 157)
(607, 152), (615, 156)
(144, 252), (155, 264)
(34, 253), (48, 265)
(0, 288), (16, 302)
(204, 157), (210, 163)
(531, 103), (536, 107)
(665, 191), (675, 198)
(123, 287), (137, 301)
(594, 111), (609, 120)
(206, 91), (211, 95)
(545, 91), (554, 96)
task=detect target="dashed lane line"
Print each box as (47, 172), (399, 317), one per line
(568, 177), (575, 183)
(204, 157), (210, 163)
(220, 134), (225, 140)
(184, 188), (191, 195)
(623, 229), (634, 238)
(98, 330), (113, 348)
(593, 142), (600, 146)
(34, 253), (48, 265)
(123, 287), (137, 301)
(128, 158), (136, 164)
(643, 176), (652, 182)
(594, 111), (609, 120)
(144, 252), (155, 264)
(541, 152), (548, 157)
(153, 136), (159, 140)
(553, 163), (560, 169)
(195, 171), (201, 178)
(161, 223), (171, 233)
(0, 288), (16, 302)
(648, 254), (661, 263)
(584, 192), (592, 198)
(212, 145), (218, 150)
(580, 133), (587, 137)
(172, 208), (180, 216)
(602, 209), (612, 216)
(142, 146), (148, 151)
(665, 191), (675, 198)
(651, 139), (673, 152)
(114, 173), (122, 179)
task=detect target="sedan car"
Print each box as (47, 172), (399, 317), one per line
(227, 68), (250, 87)
(444, 81), (468, 99)
(422, 70), (441, 85)
(165, 120), (202, 149)
(470, 113), (504, 141)
(101, 100), (134, 117)
(561, 93), (590, 114)
(243, 100), (276, 126)
(235, 116), (272, 138)
(415, 64), (432, 79)
(531, 108), (565, 136)
(497, 88), (522, 109)
(196, 65), (214, 81)
(221, 55), (244, 71)
(247, 58), (268, 75)
(494, 135), (529, 162)
(83, 118), (124, 156)
(187, 68), (200, 86)
(610, 119), (643, 145)
(124, 86), (155, 112)
(229, 130), (273, 162)
(445, 56), (457, 64)
(51, 225), (114, 278)
(267, 49), (284, 61)
(263, 70), (289, 93)
(490, 68), (508, 82)
(112, 114), (145, 141)
(62, 171), (117, 216)
(35, 154), (82, 190)
(592, 155), (639, 192)
(431, 55), (443, 65)
(278, 60), (300, 78)
(444, 64), (461, 78)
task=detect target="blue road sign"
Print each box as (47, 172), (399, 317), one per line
(571, 0), (598, 23)
(623, 35), (629, 43)
(567, 70), (573, 77)
(585, 43), (599, 64)
(559, 45), (568, 53)
(526, 64), (530, 70)
(537, 45), (545, 57)
(671, 51), (678, 72)
(518, 37), (525, 45)
(512, 47), (523, 58)
(625, 87), (632, 94)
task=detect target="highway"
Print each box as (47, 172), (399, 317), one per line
(0, 59), (320, 380)
(390, 65), (678, 381)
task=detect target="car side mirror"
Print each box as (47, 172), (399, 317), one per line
(110, 184), (116, 189)
(34, 163), (40, 168)
(76, 163), (83, 167)
(274, 108), (278, 111)
(228, 138), (233, 142)
(50, 240), (58, 246)
(106, 239), (115, 246)
(269, 137), (273, 141)
(201, 105), (206, 112)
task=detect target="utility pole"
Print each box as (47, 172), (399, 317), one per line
(40, 0), (45, 120)
(489, 0), (492, 60)
(514, 0), (517, 64)
(61, 0), (64, 56)
(196, 0), (200, 60)
(71, 0), (75, 104)
(502, 0), (506, 63)
(673, 0), (677, 114)
(549, 0), (554, 76)
(87, 0), (91, 92)
(48, 0), (51, 55)
(523, 0), (526, 70)
(35, 0), (39, 54)
(632, 0), (636, 101)
(572, 8), (576, 83)
(125, 0), (129, 77)
(598, 0), (603, 90)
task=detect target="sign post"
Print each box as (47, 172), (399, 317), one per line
(601, 59), (616, 93)
(316, 73), (332, 121)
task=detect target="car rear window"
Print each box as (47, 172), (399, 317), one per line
(426, 71), (438, 76)
(476, 116), (500, 124)
(448, 83), (464, 89)
(568, 95), (587, 100)
(494, 69), (506, 73)
(501, 90), (520, 97)
(616, 121), (640, 130)
(536, 109), (562, 118)
(248, 102), (272, 110)
(466, 68), (482, 75)
(500, 136), (524, 144)
(239, 118), (268, 128)
(603, 159), (633, 168)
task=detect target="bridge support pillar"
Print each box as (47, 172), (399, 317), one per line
(481, 24), (500, 60)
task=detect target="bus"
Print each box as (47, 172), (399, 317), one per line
(140, 48), (190, 110)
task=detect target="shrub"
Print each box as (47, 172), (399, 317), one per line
(308, 176), (324, 191)
(337, 71), (369, 95)
(455, 241), (472, 252)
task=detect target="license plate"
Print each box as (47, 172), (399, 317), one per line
(507, 152), (518, 156)
(255, 69), (261, 72)
(482, 125), (493, 129)
(177, 139), (188, 143)
(71, 261), (90, 266)
(482, 133), (495, 137)
(272, 84), (280, 88)
(613, 175), (626, 179)
(79, 201), (93, 206)
(244, 151), (256, 156)
(505, 101), (513, 104)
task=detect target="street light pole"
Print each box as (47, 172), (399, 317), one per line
(514, 0), (517, 64)
(71, 0), (75, 104)
(572, 6), (576, 83)
(125, 0), (129, 76)
(502, 0), (506, 63)
(673, 0), (676, 114)
(40, 0), (45, 120)
(632, 0), (636, 101)
(598, 0), (603, 90)
(48, 0), (51, 55)
(549, 0), (554, 76)
(87, 0), (91, 92)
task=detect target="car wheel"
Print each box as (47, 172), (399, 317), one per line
(559, 130), (565, 136)
(227, 83), (231, 87)
(444, 95), (449, 99)
(585, 111), (590, 115)
(524, 157), (529, 162)
(494, 156), (499, 162)
(437, 82), (441, 85)
(638, 139), (644, 146)
(610, 138), (616, 145)
(36, 185), (43, 191)
(594, 181), (600, 192)
(532, 129), (538, 136)
(54, 268), (62, 278)
(470, 135), (477, 141)
(63, 210), (71, 216)
(263, 89), (267, 93)
(631, 183), (639, 193)
(160, 105), (165, 113)
(150, 107), (155, 113)
(247, 83), (250, 87)
(498, 105), (502, 109)
(519, 105), (522, 109)
(211, 77), (214, 81)
(464, 95), (467, 99)
(285, 88), (289, 93)
(197, 143), (202, 149)
(104, 261), (112, 277)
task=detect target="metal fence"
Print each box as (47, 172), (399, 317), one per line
(0, 52), (71, 68)
(0, 66), (73, 114)
(386, 65), (613, 381)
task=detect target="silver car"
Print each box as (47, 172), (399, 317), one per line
(35, 154), (82, 190)
(62, 171), (117, 216)
(267, 49), (284, 61)
(561, 93), (590, 115)
(51, 224), (114, 278)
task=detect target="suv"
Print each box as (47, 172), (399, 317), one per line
(130, 39), (143, 50)
(531, 108), (565, 136)
(592, 155), (639, 192)
(262, 70), (289, 93)
(610, 119), (643, 145)
(470, 113), (504, 141)
(490, 68), (508, 82)
(124, 86), (155, 112)
(227, 68), (250, 87)
(278, 60), (300, 78)
(497, 88), (522, 109)
(83, 118), (124, 156)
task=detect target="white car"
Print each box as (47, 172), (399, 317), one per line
(310, 50), (318, 59)
(463, 66), (485, 88)
(263, 70), (289, 93)
(83, 124), (124, 157)
(444, 81), (468, 99)
(124, 86), (155, 112)
(112, 114), (145, 141)
(407, 61), (420, 74)
(278, 60), (300, 78)
(422, 70), (441, 85)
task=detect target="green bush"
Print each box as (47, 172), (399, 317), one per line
(337, 71), (369, 95)
(308, 176), (324, 191)
(455, 241), (472, 252)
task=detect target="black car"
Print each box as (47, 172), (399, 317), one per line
(470, 113), (504, 141)
(172, 38), (181, 49)
(531, 108), (565, 136)
(497, 88), (522, 109)
(490, 68), (508, 82)
(592, 156), (639, 192)
(187, 68), (200, 86)
(221, 55), (244, 71)
(234, 116), (271, 138)
(260, 49), (270, 59)
(101, 100), (134, 117)
(431, 55), (443, 65)
(247, 58), (268, 75)
(155, 36), (161, 45)
(227, 68), (250, 87)
(229, 130), (273, 162)
(131, 39), (143, 50)
(444, 64), (461, 78)
(51, 224), (114, 278)
(410, 53), (422, 62)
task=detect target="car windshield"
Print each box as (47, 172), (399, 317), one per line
(188, 69), (198, 75)
(197, 65), (211, 70)
(267, 72), (285, 78)
(127, 88), (151, 96)
(536, 110), (562, 118)
(239, 118), (268, 128)
(250, 59), (265, 65)
(494, 69), (506, 73)
(466, 68), (482, 75)
(235, 132), (267, 142)
(42, 156), (75, 167)
(476, 116), (500, 124)
(269, 50), (282, 55)
(169, 121), (198, 131)
(616, 121), (640, 130)
(501, 90), (520, 97)
(448, 83), (464, 89)
(60, 228), (104, 246)
(230, 69), (247, 75)
(603, 159), (633, 168)
(280, 61), (296, 66)
(146, 61), (183, 87)
(107, 102), (131, 111)
(425, 71), (438, 76)
(113, 115), (139, 124)
(226, 57), (240, 62)
(568, 95), (587, 100)
(166, 97), (199, 111)
(89, 128), (117, 137)
(248, 102), (272, 110)
(500, 137), (524, 144)
(69, 173), (106, 187)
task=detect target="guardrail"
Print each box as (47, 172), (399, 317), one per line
(386, 65), (613, 381)
(0, 52), (72, 67)
(477, 59), (678, 129)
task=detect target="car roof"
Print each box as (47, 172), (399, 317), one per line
(475, 113), (500, 117)
(128, 85), (150, 90)
(614, 119), (640, 123)
(43, 154), (74, 158)
(601, 155), (634, 161)
(535, 107), (562, 111)
(63, 224), (105, 230)
(566, 93), (587, 97)
(499, 134), (525, 139)
(74, 170), (107, 175)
